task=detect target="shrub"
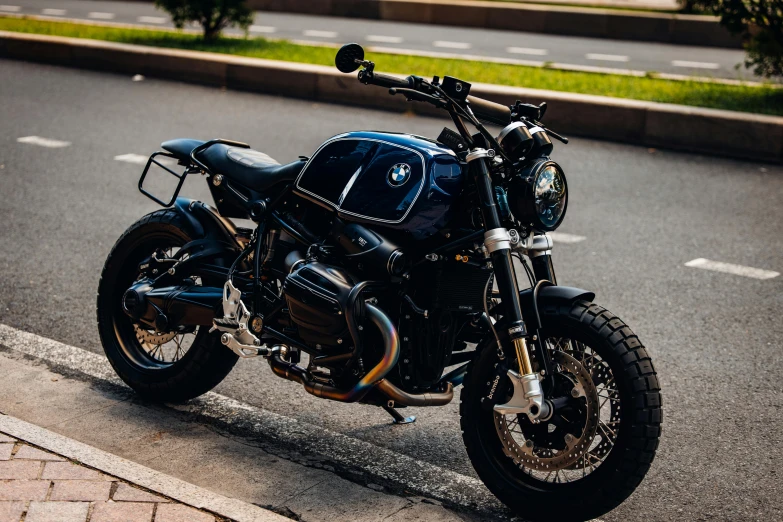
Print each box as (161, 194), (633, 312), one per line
(719, 0), (783, 78)
(154, 0), (253, 41)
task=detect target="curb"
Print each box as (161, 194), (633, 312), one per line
(113, 0), (741, 48)
(1, 31), (780, 163)
(0, 414), (289, 522)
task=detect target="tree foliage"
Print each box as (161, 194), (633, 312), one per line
(680, 0), (783, 78)
(155, 0), (253, 41)
(720, 0), (783, 78)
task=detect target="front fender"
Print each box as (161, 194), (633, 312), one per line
(519, 285), (595, 331)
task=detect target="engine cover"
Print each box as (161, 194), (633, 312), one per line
(283, 262), (355, 346)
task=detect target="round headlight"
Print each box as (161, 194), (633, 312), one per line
(534, 164), (567, 229)
(508, 159), (568, 231)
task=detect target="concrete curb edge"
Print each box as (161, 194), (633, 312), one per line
(0, 414), (289, 522)
(0, 31), (780, 163)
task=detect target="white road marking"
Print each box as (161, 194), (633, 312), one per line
(506, 46), (548, 56)
(549, 232), (587, 244)
(249, 25), (276, 33)
(137, 16), (166, 24)
(366, 35), (403, 44)
(585, 53), (629, 62)
(0, 324), (502, 513)
(671, 60), (720, 69)
(303, 29), (338, 38)
(87, 12), (115, 20)
(114, 153), (149, 165)
(433, 40), (472, 50)
(0, 5), (21, 13)
(17, 136), (71, 148)
(41, 8), (65, 16)
(685, 258), (779, 280)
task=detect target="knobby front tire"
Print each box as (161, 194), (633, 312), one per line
(460, 300), (662, 521)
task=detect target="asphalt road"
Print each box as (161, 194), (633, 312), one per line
(2, 0), (756, 81)
(1, 60), (782, 521)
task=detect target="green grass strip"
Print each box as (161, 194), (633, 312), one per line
(2, 17), (781, 116)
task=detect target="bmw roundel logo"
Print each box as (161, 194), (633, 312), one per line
(387, 163), (411, 187)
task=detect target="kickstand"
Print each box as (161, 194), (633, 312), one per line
(382, 402), (416, 425)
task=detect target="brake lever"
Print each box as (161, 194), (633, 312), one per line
(526, 118), (568, 144)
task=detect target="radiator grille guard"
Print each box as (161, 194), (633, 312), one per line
(430, 262), (493, 313)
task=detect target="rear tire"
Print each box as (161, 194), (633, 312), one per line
(460, 300), (662, 521)
(96, 210), (238, 402)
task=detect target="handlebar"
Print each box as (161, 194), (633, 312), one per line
(359, 70), (412, 90)
(466, 96), (512, 127)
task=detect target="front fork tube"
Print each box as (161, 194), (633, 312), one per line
(469, 152), (549, 420)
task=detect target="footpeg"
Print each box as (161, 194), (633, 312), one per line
(211, 280), (264, 358)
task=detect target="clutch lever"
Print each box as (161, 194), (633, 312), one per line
(389, 88), (446, 107)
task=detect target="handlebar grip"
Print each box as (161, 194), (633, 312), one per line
(362, 71), (412, 89)
(466, 96), (512, 127)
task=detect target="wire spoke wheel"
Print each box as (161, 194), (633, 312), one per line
(494, 338), (619, 483)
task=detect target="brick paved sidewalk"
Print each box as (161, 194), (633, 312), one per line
(0, 432), (221, 522)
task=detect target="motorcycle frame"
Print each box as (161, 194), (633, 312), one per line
(134, 96), (596, 402)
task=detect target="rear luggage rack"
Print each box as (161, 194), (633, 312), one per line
(137, 139), (250, 207)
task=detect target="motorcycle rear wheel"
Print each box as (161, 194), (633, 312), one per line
(96, 209), (238, 402)
(460, 300), (661, 521)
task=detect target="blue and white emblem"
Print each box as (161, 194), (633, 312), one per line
(387, 163), (411, 187)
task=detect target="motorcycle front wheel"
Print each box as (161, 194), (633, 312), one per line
(460, 300), (662, 521)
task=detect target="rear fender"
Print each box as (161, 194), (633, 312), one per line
(152, 198), (242, 286)
(173, 197), (239, 245)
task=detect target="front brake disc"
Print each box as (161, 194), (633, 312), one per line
(493, 350), (599, 472)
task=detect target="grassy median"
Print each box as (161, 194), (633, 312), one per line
(1, 17), (781, 116)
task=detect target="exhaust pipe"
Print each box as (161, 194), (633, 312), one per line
(375, 379), (454, 407)
(268, 303), (400, 403)
(269, 302), (455, 407)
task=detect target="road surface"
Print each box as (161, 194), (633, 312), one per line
(0, 59), (782, 520)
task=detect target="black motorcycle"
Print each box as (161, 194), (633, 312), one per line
(97, 44), (661, 520)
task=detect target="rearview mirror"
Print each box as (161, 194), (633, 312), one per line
(335, 43), (365, 73)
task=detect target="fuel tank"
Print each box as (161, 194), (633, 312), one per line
(293, 131), (464, 240)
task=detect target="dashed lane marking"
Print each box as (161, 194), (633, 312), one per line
(17, 136), (71, 148)
(433, 40), (472, 49)
(685, 258), (779, 280)
(0, 5), (20, 12)
(137, 16), (166, 24)
(549, 232), (587, 244)
(249, 25), (276, 33)
(585, 53), (629, 62)
(366, 35), (404, 44)
(41, 8), (65, 16)
(671, 60), (720, 69)
(87, 12), (115, 20)
(506, 46), (548, 56)
(114, 153), (149, 165)
(303, 29), (338, 38)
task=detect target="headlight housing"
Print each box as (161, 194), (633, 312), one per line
(508, 159), (568, 231)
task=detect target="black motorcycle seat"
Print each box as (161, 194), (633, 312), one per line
(161, 139), (306, 193)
